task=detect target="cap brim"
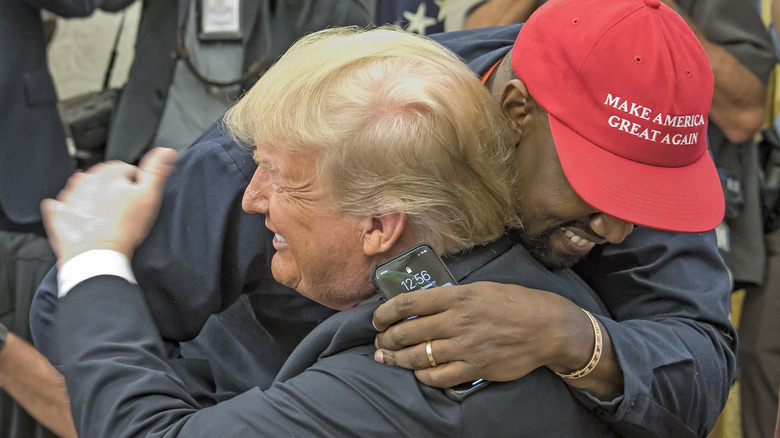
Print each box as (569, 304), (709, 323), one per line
(548, 113), (725, 233)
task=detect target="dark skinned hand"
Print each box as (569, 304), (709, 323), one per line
(372, 281), (623, 400)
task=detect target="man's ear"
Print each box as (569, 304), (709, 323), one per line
(500, 79), (533, 134)
(361, 212), (407, 257)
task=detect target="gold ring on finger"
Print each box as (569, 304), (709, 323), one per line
(426, 340), (438, 367)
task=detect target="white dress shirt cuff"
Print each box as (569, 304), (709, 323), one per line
(58, 250), (137, 298)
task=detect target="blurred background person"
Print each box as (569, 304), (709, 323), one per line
(0, 1), (78, 437)
(738, 0), (780, 436)
(50, 0), (377, 165)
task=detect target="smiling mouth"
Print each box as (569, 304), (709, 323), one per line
(563, 229), (596, 249)
(274, 233), (287, 244)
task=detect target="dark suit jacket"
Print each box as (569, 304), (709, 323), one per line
(57, 235), (623, 437)
(0, 1), (76, 229)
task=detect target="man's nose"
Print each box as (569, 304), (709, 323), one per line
(590, 213), (635, 244)
(242, 168), (270, 214)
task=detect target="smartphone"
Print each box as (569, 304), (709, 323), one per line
(371, 243), (456, 301)
(370, 243), (490, 401)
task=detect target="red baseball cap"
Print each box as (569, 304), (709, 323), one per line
(512, 0), (724, 233)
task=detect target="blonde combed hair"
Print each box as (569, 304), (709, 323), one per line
(224, 26), (521, 254)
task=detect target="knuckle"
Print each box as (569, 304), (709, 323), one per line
(381, 325), (408, 350)
(470, 356), (489, 370)
(380, 350), (397, 366)
(426, 373), (447, 387)
(454, 313), (477, 331)
(426, 368), (459, 388)
(454, 286), (472, 305)
(392, 328), (413, 348)
(394, 293), (416, 313)
(451, 334), (469, 348)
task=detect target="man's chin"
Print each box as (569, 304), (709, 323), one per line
(270, 260), (301, 291)
(519, 230), (584, 270)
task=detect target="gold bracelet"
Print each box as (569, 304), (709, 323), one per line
(554, 308), (602, 380)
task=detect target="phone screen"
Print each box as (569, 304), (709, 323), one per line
(371, 244), (456, 301)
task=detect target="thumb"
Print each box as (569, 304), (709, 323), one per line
(136, 147), (179, 190)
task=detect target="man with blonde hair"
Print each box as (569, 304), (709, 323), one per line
(223, 26), (520, 260)
(43, 27), (619, 436)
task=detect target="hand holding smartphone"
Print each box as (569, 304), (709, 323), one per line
(370, 244), (489, 401)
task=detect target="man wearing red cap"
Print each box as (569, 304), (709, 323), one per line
(402, 0), (777, 435)
(510, 0), (723, 233)
(374, 0), (738, 435)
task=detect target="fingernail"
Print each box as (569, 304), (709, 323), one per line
(374, 350), (384, 364)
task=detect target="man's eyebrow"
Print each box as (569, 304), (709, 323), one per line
(253, 151), (276, 172)
(253, 152), (288, 187)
